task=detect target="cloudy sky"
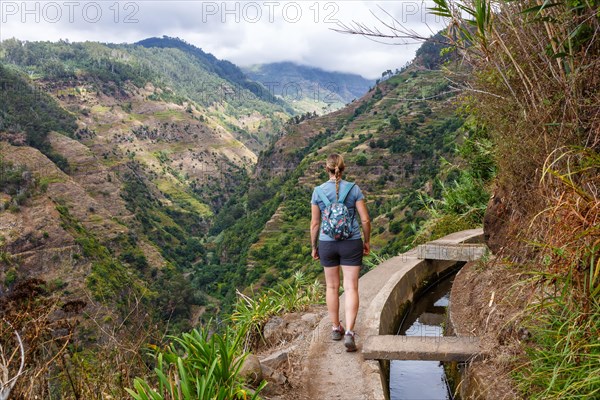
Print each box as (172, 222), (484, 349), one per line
(0, 1), (447, 79)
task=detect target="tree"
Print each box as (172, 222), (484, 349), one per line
(389, 115), (401, 130)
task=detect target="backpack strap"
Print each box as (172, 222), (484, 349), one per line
(338, 182), (355, 204)
(315, 186), (331, 207)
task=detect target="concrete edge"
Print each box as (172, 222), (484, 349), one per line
(360, 228), (484, 400)
(362, 335), (485, 362)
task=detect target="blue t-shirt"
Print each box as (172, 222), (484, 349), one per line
(311, 180), (365, 241)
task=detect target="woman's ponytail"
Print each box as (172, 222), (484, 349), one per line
(326, 154), (345, 201)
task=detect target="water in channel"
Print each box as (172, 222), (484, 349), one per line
(389, 275), (457, 400)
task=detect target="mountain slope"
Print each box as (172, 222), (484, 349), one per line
(136, 36), (288, 109)
(0, 33), (481, 395)
(0, 38), (296, 337)
(0, 36), (465, 317)
(243, 62), (374, 114)
(1, 38), (290, 152)
(211, 66), (466, 291)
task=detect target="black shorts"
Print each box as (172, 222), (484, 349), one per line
(318, 239), (363, 267)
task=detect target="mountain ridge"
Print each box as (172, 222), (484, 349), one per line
(135, 36), (287, 108)
(243, 61), (375, 114)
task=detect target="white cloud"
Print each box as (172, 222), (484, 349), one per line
(0, 1), (446, 79)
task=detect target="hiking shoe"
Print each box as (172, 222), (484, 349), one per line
(344, 331), (357, 352)
(331, 324), (345, 341)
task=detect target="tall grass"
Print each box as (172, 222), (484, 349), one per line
(425, 1), (599, 397)
(429, 0), (600, 260)
(536, 147), (600, 300)
(363, 251), (389, 272)
(508, 146), (600, 396)
(513, 284), (600, 399)
(126, 326), (265, 400)
(127, 271), (323, 399)
(429, 172), (489, 221)
(230, 271), (323, 351)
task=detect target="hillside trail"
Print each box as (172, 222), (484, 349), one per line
(298, 257), (402, 400)
(302, 292), (372, 399)
(295, 231), (483, 399)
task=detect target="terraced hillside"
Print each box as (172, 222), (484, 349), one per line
(212, 66), (473, 291)
(0, 35), (471, 327)
(0, 38), (292, 336)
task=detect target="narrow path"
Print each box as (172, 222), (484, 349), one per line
(299, 229), (484, 399)
(303, 250), (420, 399)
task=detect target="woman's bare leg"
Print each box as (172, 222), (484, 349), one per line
(341, 265), (360, 332)
(324, 266), (341, 328)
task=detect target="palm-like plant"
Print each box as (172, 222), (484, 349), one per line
(126, 326), (265, 400)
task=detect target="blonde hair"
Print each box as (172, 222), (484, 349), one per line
(326, 153), (345, 200)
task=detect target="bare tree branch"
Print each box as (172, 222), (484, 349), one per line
(0, 320), (25, 400)
(331, 4), (454, 47)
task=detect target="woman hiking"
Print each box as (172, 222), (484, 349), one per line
(310, 153), (371, 352)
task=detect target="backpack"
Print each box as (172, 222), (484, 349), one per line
(315, 182), (356, 241)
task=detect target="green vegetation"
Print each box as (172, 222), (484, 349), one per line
(3, 267), (17, 286)
(0, 37), (289, 151)
(414, 31), (455, 69)
(121, 165), (207, 268)
(137, 36), (284, 107)
(54, 194), (205, 333)
(414, 117), (495, 243)
(155, 178), (213, 218)
(120, 165), (208, 325)
(0, 154), (40, 211)
(55, 202), (153, 307)
(231, 271), (323, 350)
(0, 64), (76, 170)
(239, 69), (474, 274)
(194, 181), (283, 306)
(515, 294), (600, 399)
(430, 0), (599, 396)
(128, 271), (322, 399)
(127, 326), (263, 400)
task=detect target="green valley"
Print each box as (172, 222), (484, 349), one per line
(1, 0), (596, 394)
(1, 35), (484, 395)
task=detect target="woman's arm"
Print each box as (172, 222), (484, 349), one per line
(310, 204), (321, 260)
(355, 199), (371, 255)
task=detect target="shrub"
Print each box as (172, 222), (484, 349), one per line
(355, 154), (368, 166)
(127, 326), (264, 400)
(4, 267), (18, 286)
(230, 271), (323, 351)
(389, 220), (403, 235)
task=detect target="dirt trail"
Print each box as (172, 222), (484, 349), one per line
(303, 292), (374, 400)
(298, 253), (413, 400)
